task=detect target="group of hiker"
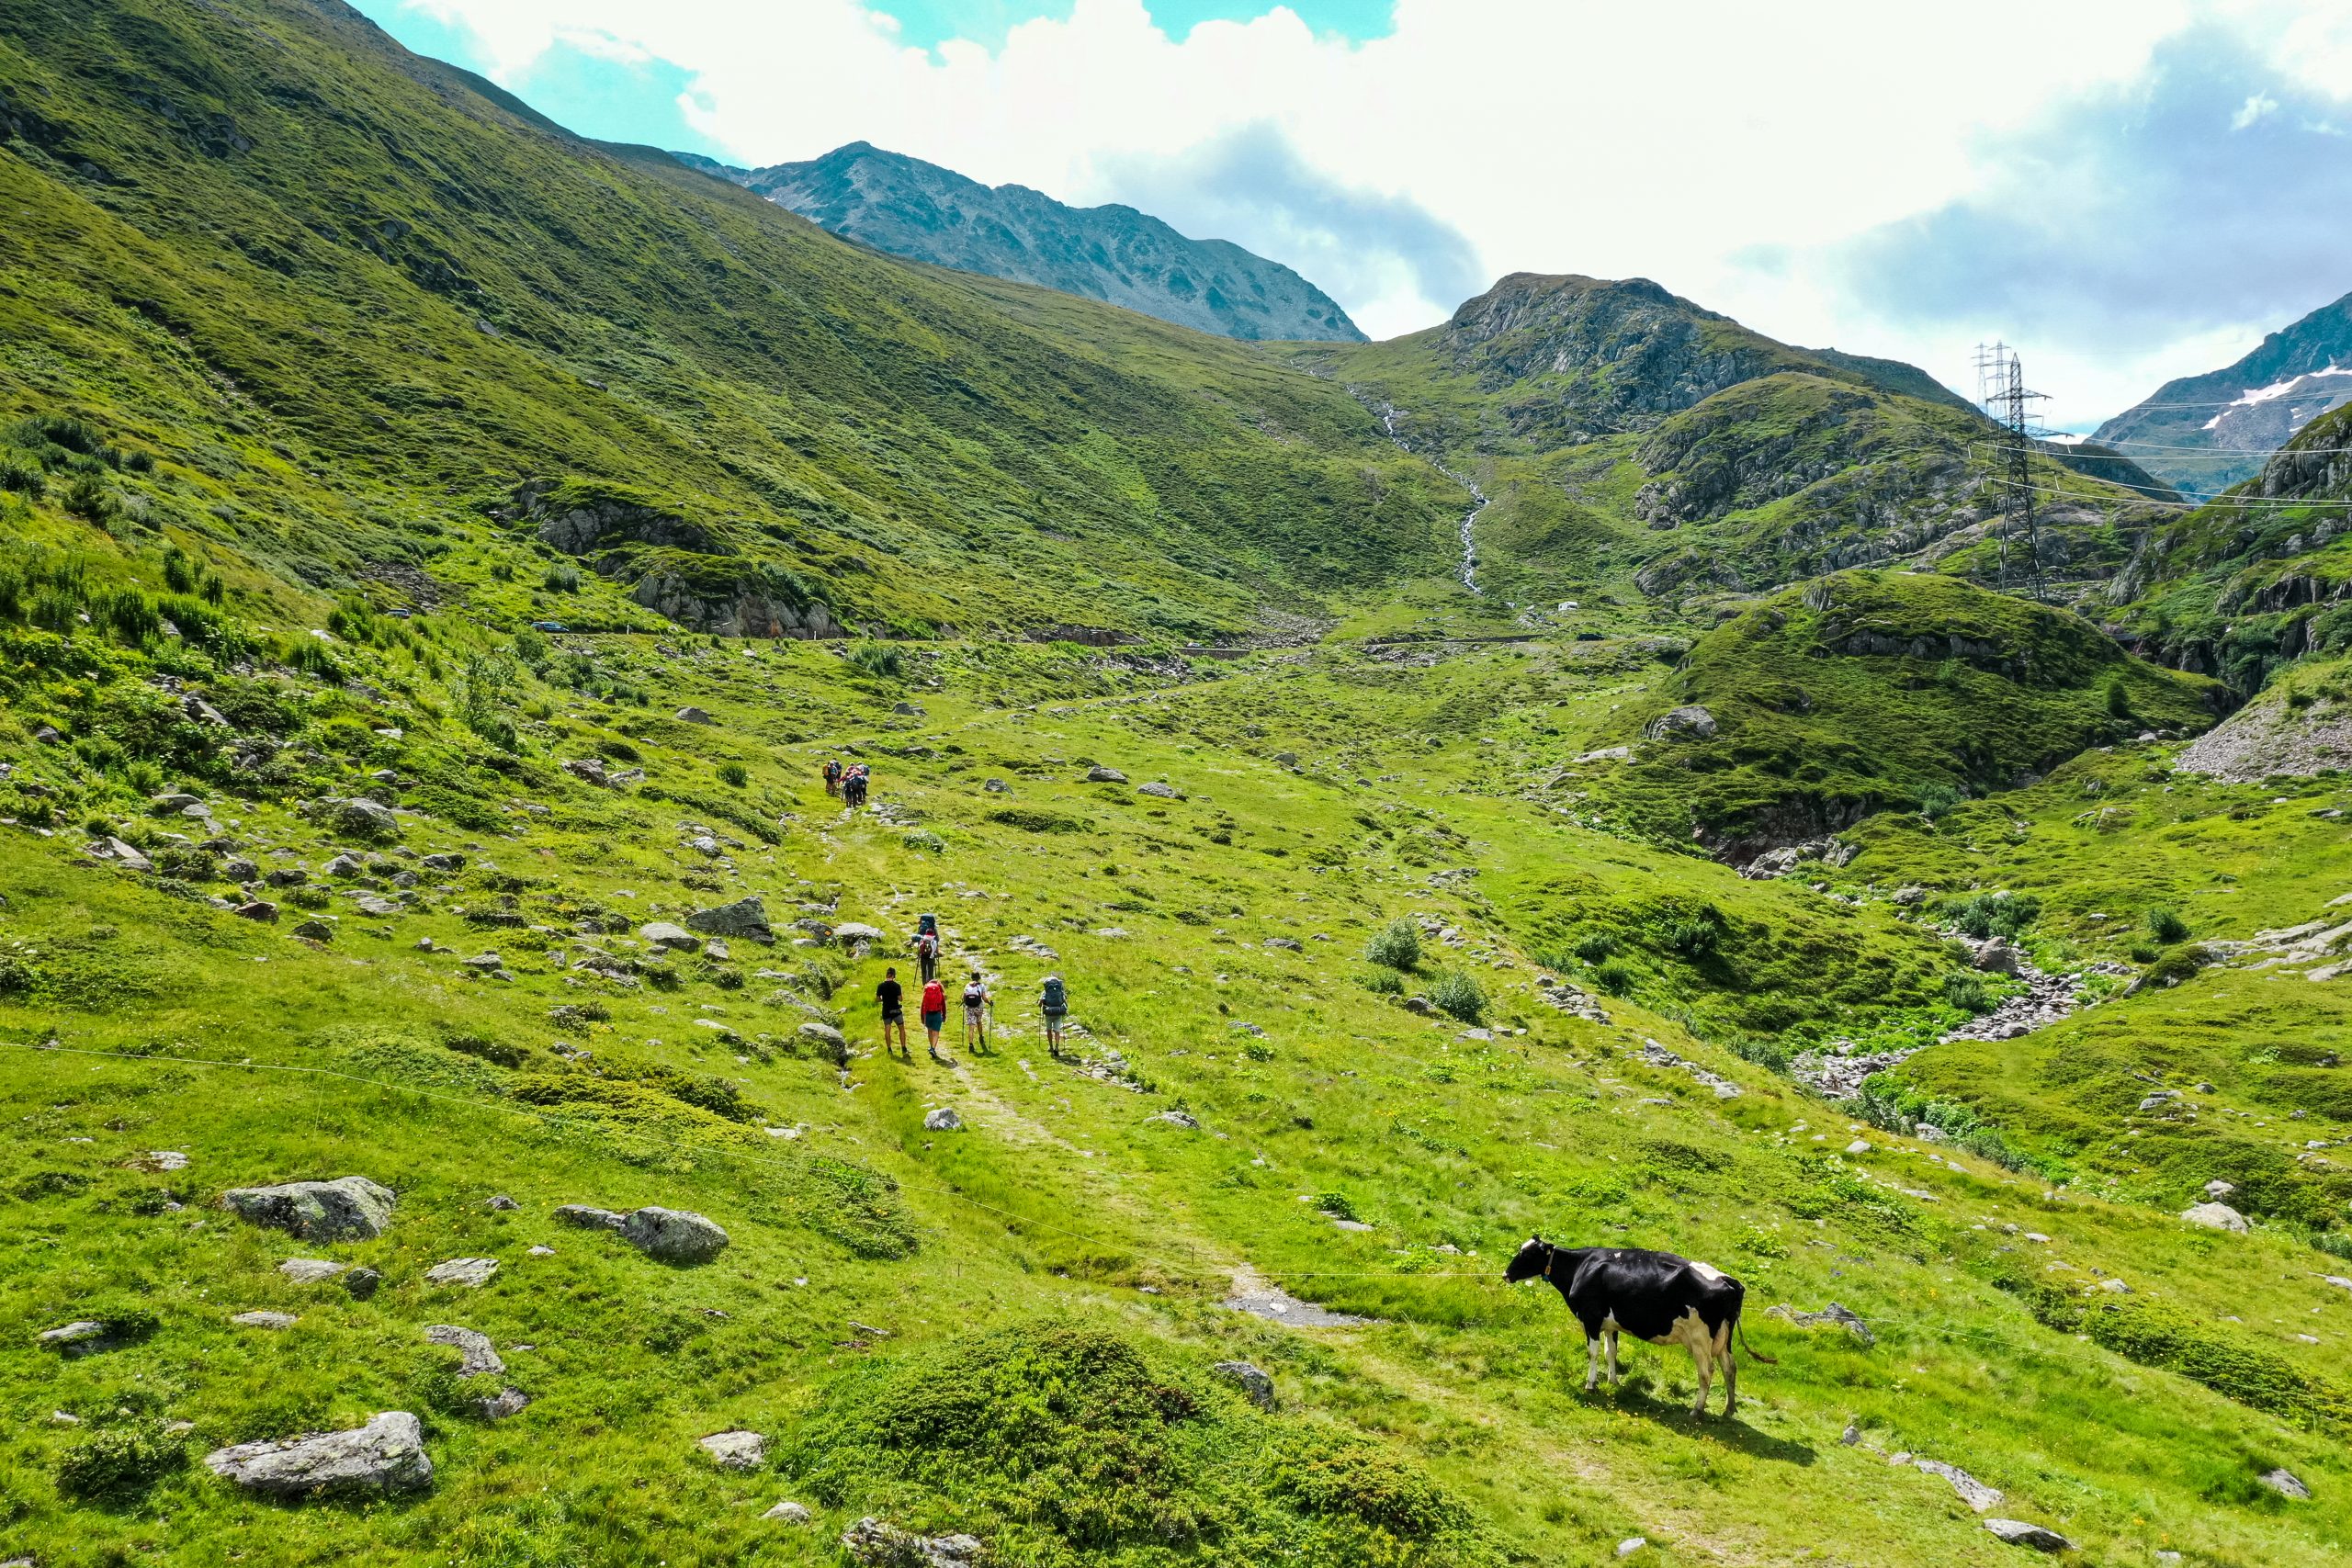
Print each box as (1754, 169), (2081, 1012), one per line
(871, 911), (1070, 1064)
(821, 757), (870, 808)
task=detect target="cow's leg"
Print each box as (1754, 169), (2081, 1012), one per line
(1718, 1320), (1738, 1418)
(1583, 1333), (1601, 1393)
(1606, 1327), (1621, 1386)
(1689, 1341), (1713, 1419)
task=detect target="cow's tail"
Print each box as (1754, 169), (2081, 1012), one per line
(1735, 1306), (1778, 1365)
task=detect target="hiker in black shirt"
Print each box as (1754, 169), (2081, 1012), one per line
(876, 966), (909, 1060)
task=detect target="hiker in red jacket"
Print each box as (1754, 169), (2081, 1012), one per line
(920, 976), (950, 1063)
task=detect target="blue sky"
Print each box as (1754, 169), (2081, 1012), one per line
(348, 1), (2352, 420)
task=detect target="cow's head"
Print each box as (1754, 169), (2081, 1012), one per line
(1504, 1235), (1554, 1284)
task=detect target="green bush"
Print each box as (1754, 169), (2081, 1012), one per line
(1316, 1190), (1361, 1221)
(1915, 781), (1965, 819)
(2139, 943), (2213, 989)
(2146, 906), (2189, 944)
(716, 761), (748, 788)
(846, 640), (903, 680)
(1593, 961), (1635, 995)
(989, 807), (1090, 834)
(542, 562), (581, 592)
(1269, 1431), (1462, 1539)
(1429, 970), (1485, 1024)
(1571, 930), (1619, 964)
(1937, 890), (2040, 941)
(1942, 973), (1995, 1014)
(56, 1418), (185, 1500)
(2102, 672), (2133, 719)
(1364, 917), (1421, 971)
(1359, 968), (1403, 996)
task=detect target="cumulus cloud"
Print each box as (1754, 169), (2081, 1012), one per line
(376, 0), (2352, 415)
(1098, 122), (1482, 337)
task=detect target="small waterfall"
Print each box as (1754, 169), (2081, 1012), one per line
(1380, 405), (1487, 595)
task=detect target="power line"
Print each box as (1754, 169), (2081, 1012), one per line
(1976, 344), (2047, 599)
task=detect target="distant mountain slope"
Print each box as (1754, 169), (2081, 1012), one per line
(2095, 291), (2352, 497)
(684, 141), (1364, 344)
(1289, 273), (2165, 607)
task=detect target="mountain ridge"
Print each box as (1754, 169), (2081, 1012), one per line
(683, 139), (1366, 344)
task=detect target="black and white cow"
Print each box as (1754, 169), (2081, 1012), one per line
(1504, 1237), (1772, 1418)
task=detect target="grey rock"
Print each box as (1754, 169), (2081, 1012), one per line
(38, 1320), (112, 1355)
(554, 1204), (628, 1231)
(923, 1107), (964, 1132)
(639, 921), (700, 952)
(763, 1499), (814, 1523)
(1151, 1108), (1201, 1131)
(220, 1176), (394, 1241)
(102, 836), (154, 871)
(424, 1325), (504, 1377)
(798, 1021), (851, 1064)
(698, 1429), (765, 1470)
(1136, 781), (1182, 799)
(485, 1194), (519, 1212)
(686, 897), (774, 943)
(205, 1410), (432, 1497)
(1768, 1301), (1875, 1346)
(982, 778), (1010, 793)
(462, 953), (503, 970)
(277, 1258), (348, 1284)
(341, 1267), (383, 1301)
(2181, 1201), (2248, 1233)
(232, 899), (279, 922)
(1973, 938), (2021, 976)
(424, 1257), (499, 1288)
(891, 701), (925, 716)
(356, 896), (402, 917)
(1616, 1542), (1647, 1561)
(831, 920), (885, 949)
(134, 1150), (190, 1171)
(220, 856), (259, 882)
(1983, 1519), (2074, 1552)
(322, 854), (367, 877)
(842, 1517), (984, 1567)
(1892, 885), (1927, 907)
(1272, 750), (1299, 766)
(1084, 764), (1127, 783)
(290, 919), (334, 942)
(528, 1246), (555, 1257)
(1912, 1457), (2003, 1512)
(1263, 936), (1302, 951)
(232, 1311), (299, 1329)
(2258, 1467), (2311, 1500)
(477, 1387), (532, 1421)
(1209, 1359), (1275, 1409)
(675, 705), (716, 724)
(623, 1205), (729, 1264)
(420, 852), (466, 872)
(2204, 1179), (2236, 1197)
(1646, 704), (1717, 740)
(335, 798), (400, 840)
(265, 867), (309, 887)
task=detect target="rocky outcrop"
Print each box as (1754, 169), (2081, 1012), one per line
(220, 1176), (394, 1241)
(204, 1412), (431, 1497)
(687, 897), (775, 943)
(2177, 685), (2352, 782)
(621, 1206), (729, 1263)
(841, 1516), (985, 1567)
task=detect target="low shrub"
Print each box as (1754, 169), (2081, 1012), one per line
(2146, 906), (2190, 944)
(1429, 970), (1485, 1024)
(1364, 917), (1421, 971)
(716, 761), (748, 788)
(989, 807), (1089, 834)
(1937, 890), (2041, 941)
(56, 1418), (185, 1500)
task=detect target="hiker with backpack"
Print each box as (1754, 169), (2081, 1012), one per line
(913, 915), (940, 983)
(875, 965), (910, 1060)
(920, 975), (950, 1062)
(962, 971), (990, 1054)
(842, 763), (869, 809)
(1040, 973), (1069, 1058)
(822, 758), (842, 797)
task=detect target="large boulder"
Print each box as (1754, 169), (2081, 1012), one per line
(1210, 1360), (1276, 1410)
(622, 1206), (729, 1264)
(1084, 765), (1128, 784)
(424, 1257), (499, 1288)
(842, 1517), (984, 1567)
(220, 1177), (394, 1241)
(687, 897), (774, 944)
(334, 798), (401, 840)
(2180, 1201), (2248, 1233)
(204, 1411), (431, 1498)
(1983, 1519), (2073, 1552)
(831, 921), (885, 951)
(639, 921), (701, 953)
(699, 1429), (766, 1470)
(424, 1325), (503, 1376)
(798, 1021), (850, 1064)
(1645, 705), (1717, 741)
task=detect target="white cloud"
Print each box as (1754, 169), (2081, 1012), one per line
(389, 0), (2352, 416)
(2233, 90), (2279, 126)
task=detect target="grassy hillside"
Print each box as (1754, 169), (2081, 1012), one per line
(1572, 571), (2222, 860)
(0, 0), (1460, 643)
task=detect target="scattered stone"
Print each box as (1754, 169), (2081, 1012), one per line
(205, 1411), (432, 1497)
(232, 899), (279, 922)
(1845, 1139), (1872, 1156)
(322, 853), (366, 878)
(797, 1020), (851, 1063)
(982, 778), (1009, 793)
(1634, 1038), (1741, 1099)
(2258, 1468), (2311, 1500)
(1210, 1360), (1275, 1409)
(554, 1204), (628, 1231)
(1264, 936), (1302, 951)
(98, 837), (154, 872)
(698, 1429), (766, 1470)
(639, 920), (700, 952)
(1136, 781), (1182, 799)
(1912, 1457), (2003, 1512)
(334, 798), (400, 840)
(1616, 1539), (1648, 1559)
(485, 1194), (519, 1212)
(38, 1321), (119, 1356)
(1768, 1301), (1874, 1346)
(342, 1268), (383, 1301)
(686, 897), (774, 943)
(477, 1387), (532, 1421)
(763, 1500), (813, 1524)
(842, 1517), (983, 1567)
(891, 701), (925, 716)
(2205, 1179), (2236, 1198)
(623, 1205), (729, 1264)
(424, 1257), (499, 1288)
(277, 1258), (347, 1284)
(1645, 705), (1716, 740)
(290, 918), (334, 942)
(675, 705), (715, 724)
(1084, 764), (1127, 783)
(232, 1311), (299, 1329)
(1984, 1519), (2074, 1552)
(131, 1150), (189, 1172)
(2180, 1201), (2248, 1233)
(923, 1107), (964, 1132)
(1973, 937), (2021, 976)
(1151, 1108), (1201, 1131)
(424, 1325), (504, 1376)
(220, 1176), (394, 1241)
(1839, 1420), (1862, 1446)
(421, 852), (466, 872)
(528, 1245), (555, 1257)
(832, 921), (885, 952)
(220, 855), (259, 881)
